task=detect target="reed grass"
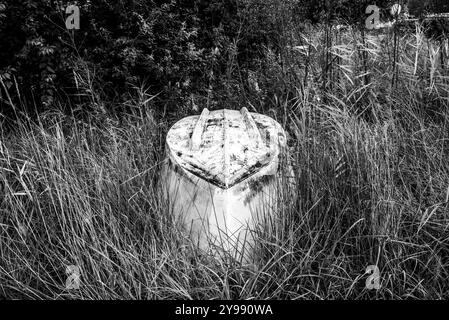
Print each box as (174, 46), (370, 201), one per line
(0, 20), (448, 299)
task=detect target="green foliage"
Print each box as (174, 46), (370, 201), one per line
(0, 0), (245, 114)
(0, 0), (446, 117)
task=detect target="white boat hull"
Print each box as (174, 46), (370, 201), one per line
(162, 109), (292, 263)
(162, 151), (282, 262)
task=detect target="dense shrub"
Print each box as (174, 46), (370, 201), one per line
(0, 0), (446, 118)
(0, 0), (246, 115)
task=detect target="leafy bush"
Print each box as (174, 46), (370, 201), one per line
(0, 0), (247, 115)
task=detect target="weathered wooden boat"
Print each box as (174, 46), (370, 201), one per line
(162, 108), (291, 262)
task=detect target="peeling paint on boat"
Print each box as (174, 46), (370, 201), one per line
(162, 108), (291, 262)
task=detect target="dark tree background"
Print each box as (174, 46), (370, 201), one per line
(0, 0), (447, 117)
(0, 0), (247, 115)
